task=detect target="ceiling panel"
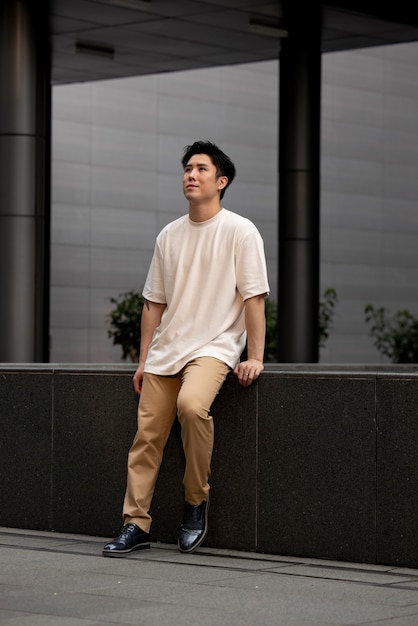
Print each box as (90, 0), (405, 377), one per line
(49, 0), (418, 84)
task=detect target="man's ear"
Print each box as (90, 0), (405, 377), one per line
(218, 176), (228, 190)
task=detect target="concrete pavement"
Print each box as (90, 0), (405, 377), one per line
(1, 526), (418, 625)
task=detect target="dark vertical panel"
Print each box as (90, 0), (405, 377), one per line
(278, 2), (321, 362)
(0, 371), (52, 529)
(52, 372), (138, 536)
(376, 377), (418, 567)
(258, 375), (377, 562)
(0, 0), (51, 361)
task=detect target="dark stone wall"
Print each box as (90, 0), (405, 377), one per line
(51, 372), (138, 537)
(376, 378), (418, 566)
(1, 365), (417, 567)
(0, 371), (52, 530)
(258, 375), (376, 562)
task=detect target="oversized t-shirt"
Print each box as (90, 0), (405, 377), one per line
(142, 208), (270, 375)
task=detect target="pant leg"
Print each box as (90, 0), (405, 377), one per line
(176, 357), (230, 505)
(123, 372), (180, 532)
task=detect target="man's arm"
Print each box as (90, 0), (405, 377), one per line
(233, 294), (266, 387)
(133, 299), (166, 394)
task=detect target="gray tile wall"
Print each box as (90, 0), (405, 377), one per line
(50, 43), (418, 363)
(321, 43), (418, 363)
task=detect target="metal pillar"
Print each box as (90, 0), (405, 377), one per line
(277, 2), (321, 362)
(0, 0), (51, 362)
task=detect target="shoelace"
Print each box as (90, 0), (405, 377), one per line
(121, 523), (139, 537)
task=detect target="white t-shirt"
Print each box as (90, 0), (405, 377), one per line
(142, 208), (270, 375)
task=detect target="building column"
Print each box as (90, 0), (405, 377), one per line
(0, 0), (51, 362)
(277, 2), (322, 362)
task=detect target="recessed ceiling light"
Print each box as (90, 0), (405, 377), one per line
(249, 17), (287, 39)
(76, 41), (115, 59)
(99, 0), (152, 11)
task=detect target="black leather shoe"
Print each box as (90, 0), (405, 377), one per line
(102, 523), (150, 557)
(178, 498), (209, 553)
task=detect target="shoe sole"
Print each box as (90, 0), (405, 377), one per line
(102, 542), (151, 557)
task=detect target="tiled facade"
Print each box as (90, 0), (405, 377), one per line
(50, 43), (418, 363)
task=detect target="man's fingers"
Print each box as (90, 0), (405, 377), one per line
(233, 360), (263, 387)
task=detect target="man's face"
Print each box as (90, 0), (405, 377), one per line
(183, 153), (227, 204)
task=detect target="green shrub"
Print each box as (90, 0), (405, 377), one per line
(107, 290), (144, 362)
(264, 298), (278, 362)
(365, 304), (418, 363)
(264, 287), (338, 361)
(319, 287), (338, 348)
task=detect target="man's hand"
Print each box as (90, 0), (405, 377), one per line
(233, 358), (264, 387)
(133, 364), (145, 394)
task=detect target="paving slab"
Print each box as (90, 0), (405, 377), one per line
(1, 527), (418, 625)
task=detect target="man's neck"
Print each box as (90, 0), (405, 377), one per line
(188, 200), (222, 223)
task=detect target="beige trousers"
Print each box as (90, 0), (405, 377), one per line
(122, 357), (230, 533)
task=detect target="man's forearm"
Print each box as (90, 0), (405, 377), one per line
(139, 300), (166, 365)
(245, 294), (266, 362)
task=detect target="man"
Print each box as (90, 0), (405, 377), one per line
(103, 140), (269, 557)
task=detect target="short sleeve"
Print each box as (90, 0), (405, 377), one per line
(235, 227), (270, 300)
(142, 242), (167, 303)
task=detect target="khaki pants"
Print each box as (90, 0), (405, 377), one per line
(122, 357), (230, 533)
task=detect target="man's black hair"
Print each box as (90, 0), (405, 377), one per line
(182, 140), (236, 200)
